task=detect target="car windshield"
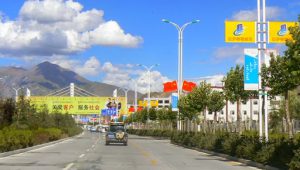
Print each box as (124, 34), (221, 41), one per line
(109, 125), (125, 132)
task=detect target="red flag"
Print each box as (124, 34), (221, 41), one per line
(137, 106), (143, 111)
(163, 81), (178, 92)
(182, 81), (197, 92)
(128, 106), (135, 112)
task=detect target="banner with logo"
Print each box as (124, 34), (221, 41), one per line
(268, 21), (298, 43)
(171, 93), (178, 111)
(29, 96), (125, 115)
(225, 21), (256, 43)
(244, 49), (259, 90)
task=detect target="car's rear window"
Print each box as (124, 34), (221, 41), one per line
(109, 125), (125, 132)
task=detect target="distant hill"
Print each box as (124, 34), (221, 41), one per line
(0, 61), (141, 103)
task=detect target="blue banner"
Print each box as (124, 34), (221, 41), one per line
(244, 49), (258, 90)
(171, 93), (178, 111)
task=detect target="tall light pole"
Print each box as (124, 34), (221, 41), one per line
(13, 87), (23, 102)
(137, 64), (159, 121)
(162, 19), (200, 130)
(162, 19), (200, 97)
(130, 78), (138, 113)
(119, 87), (130, 116)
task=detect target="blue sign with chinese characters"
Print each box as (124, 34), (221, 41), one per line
(244, 49), (258, 90)
(101, 108), (117, 116)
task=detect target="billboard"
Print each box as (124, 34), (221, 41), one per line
(268, 21), (298, 43)
(225, 21), (256, 43)
(29, 96), (125, 115)
(244, 49), (259, 90)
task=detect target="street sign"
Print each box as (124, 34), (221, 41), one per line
(244, 49), (259, 90)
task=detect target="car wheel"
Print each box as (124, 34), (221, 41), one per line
(124, 142), (127, 146)
(105, 142), (109, 145)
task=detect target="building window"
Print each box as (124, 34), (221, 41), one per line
(220, 110), (224, 115)
(230, 111), (235, 115)
(242, 100), (247, 105)
(253, 111), (258, 115)
(253, 100), (258, 105)
(243, 110), (247, 115)
(165, 100), (170, 104)
(158, 105), (163, 108)
(208, 111), (213, 115)
(230, 101), (235, 105)
(164, 106), (169, 108)
(158, 100), (163, 104)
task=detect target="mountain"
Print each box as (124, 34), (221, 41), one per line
(0, 62), (141, 103)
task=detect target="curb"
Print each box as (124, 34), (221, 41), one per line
(171, 142), (279, 170)
(0, 131), (84, 158)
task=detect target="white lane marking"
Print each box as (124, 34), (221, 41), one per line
(63, 163), (74, 170)
(92, 145), (95, 148)
(79, 154), (85, 158)
(86, 149), (90, 152)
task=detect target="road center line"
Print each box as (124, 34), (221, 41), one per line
(63, 163), (74, 170)
(131, 141), (158, 166)
(79, 154), (85, 158)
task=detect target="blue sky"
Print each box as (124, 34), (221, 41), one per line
(0, 0), (299, 92)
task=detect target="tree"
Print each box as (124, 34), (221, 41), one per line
(262, 55), (298, 138)
(149, 108), (157, 121)
(223, 65), (251, 133)
(207, 91), (225, 123)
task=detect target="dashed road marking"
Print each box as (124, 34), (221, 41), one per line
(92, 145), (95, 148)
(131, 142), (158, 167)
(86, 149), (89, 152)
(228, 161), (243, 166)
(79, 154), (85, 158)
(63, 163), (74, 170)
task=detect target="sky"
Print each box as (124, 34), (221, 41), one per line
(0, 0), (299, 93)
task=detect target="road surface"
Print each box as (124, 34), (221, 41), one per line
(0, 131), (260, 170)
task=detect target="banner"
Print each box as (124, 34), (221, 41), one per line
(182, 81), (196, 92)
(138, 100), (158, 107)
(171, 93), (178, 111)
(163, 81), (178, 92)
(244, 49), (259, 90)
(29, 96), (125, 115)
(268, 21), (298, 43)
(225, 21), (256, 43)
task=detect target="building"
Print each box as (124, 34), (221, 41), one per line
(143, 97), (171, 109)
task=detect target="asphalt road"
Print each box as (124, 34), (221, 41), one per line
(0, 131), (260, 170)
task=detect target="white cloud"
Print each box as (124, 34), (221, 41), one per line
(232, 6), (285, 21)
(101, 62), (170, 93)
(51, 56), (101, 76)
(0, 0), (142, 58)
(190, 74), (225, 87)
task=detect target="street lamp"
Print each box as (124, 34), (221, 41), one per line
(12, 87), (23, 102)
(119, 87), (130, 116)
(129, 78), (138, 113)
(162, 19), (200, 130)
(137, 64), (159, 121)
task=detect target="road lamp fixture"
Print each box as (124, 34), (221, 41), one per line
(119, 87), (130, 116)
(13, 87), (23, 102)
(162, 19), (199, 130)
(161, 19), (199, 97)
(137, 64), (159, 121)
